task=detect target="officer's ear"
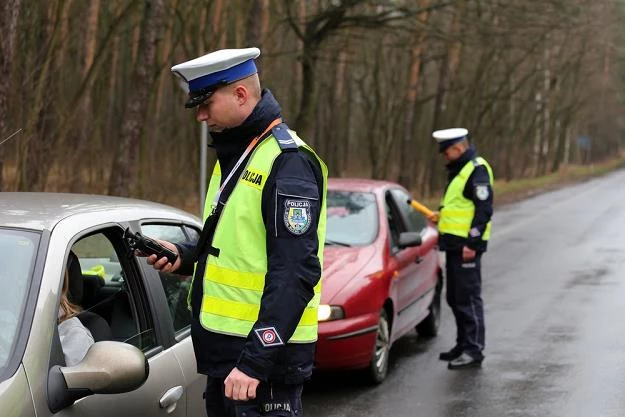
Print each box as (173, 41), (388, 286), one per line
(231, 84), (250, 106)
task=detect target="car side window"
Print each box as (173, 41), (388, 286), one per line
(70, 230), (158, 353)
(390, 189), (426, 233)
(140, 224), (197, 334)
(183, 225), (200, 243)
(385, 192), (402, 252)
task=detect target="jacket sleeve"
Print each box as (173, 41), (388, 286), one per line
(464, 165), (494, 251)
(236, 151), (323, 381)
(172, 242), (197, 276)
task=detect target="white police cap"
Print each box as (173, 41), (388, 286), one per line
(171, 47), (261, 108)
(432, 128), (469, 152)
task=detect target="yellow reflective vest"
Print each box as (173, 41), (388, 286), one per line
(439, 157), (494, 240)
(192, 130), (327, 343)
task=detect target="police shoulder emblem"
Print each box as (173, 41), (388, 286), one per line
(475, 185), (490, 201)
(254, 326), (284, 347)
(284, 199), (312, 235)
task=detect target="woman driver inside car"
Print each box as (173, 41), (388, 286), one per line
(58, 256), (94, 366)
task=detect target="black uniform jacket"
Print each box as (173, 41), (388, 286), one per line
(438, 147), (494, 253)
(176, 90), (324, 384)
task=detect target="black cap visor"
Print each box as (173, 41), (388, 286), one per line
(438, 137), (465, 153)
(185, 81), (231, 108)
(185, 88), (215, 108)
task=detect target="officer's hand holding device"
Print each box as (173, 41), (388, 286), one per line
(124, 228), (181, 272)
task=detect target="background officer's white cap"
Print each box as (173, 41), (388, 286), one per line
(432, 128), (469, 152)
(171, 47), (261, 108)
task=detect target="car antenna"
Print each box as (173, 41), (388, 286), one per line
(0, 128), (23, 147)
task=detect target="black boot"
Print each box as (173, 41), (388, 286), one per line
(438, 346), (462, 361)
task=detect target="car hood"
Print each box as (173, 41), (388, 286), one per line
(321, 244), (378, 304)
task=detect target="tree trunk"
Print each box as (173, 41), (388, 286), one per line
(427, 4), (462, 194)
(211, 0), (225, 49)
(294, 39), (318, 139)
(246, 0), (269, 73)
(399, 0), (430, 188)
(108, 0), (164, 196)
(19, 0), (65, 192)
(0, 0), (23, 191)
(70, 0), (101, 192)
(328, 44), (348, 175)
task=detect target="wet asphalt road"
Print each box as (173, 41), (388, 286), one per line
(304, 169), (625, 417)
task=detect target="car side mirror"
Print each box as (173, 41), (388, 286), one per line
(48, 341), (148, 413)
(398, 232), (422, 249)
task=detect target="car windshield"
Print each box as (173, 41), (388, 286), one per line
(326, 191), (378, 246)
(0, 228), (39, 371)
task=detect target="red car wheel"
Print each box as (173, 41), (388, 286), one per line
(367, 309), (391, 384)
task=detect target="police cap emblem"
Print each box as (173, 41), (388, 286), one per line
(284, 199), (311, 235)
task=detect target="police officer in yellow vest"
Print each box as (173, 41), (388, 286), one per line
(145, 48), (327, 416)
(428, 128), (493, 370)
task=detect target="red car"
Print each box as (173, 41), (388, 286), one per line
(315, 178), (442, 383)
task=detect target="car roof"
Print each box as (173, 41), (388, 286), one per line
(328, 177), (400, 193)
(0, 192), (199, 231)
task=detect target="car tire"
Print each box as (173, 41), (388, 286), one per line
(367, 309), (391, 385)
(416, 277), (442, 338)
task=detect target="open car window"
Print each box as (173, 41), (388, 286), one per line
(140, 223), (198, 334)
(389, 189), (426, 233)
(68, 230), (158, 353)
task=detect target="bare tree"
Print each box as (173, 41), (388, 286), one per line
(0, 0), (23, 191)
(109, 0), (165, 196)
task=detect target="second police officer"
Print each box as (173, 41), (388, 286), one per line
(428, 128), (494, 370)
(145, 47), (327, 416)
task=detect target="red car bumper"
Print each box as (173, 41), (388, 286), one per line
(315, 311), (379, 370)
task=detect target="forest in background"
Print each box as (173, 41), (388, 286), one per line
(1, 0), (624, 214)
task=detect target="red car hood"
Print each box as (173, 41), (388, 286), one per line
(321, 244), (378, 304)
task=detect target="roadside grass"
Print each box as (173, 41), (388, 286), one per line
(493, 155), (625, 206)
(414, 154), (625, 210)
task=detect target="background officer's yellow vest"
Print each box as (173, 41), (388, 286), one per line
(198, 132), (327, 343)
(439, 157), (494, 240)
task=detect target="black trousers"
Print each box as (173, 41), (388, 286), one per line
(445, 250), (485, 359)
(204, 376), (303, 417)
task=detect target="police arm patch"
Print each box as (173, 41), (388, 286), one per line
(475, 185), (490, 201)
(254, 327), (284, 347)
(283, 199), (312, 235)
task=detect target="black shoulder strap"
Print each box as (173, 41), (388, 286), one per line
(272, 123), (298, 152)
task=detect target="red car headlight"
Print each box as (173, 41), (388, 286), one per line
(318, 305), (345, 322)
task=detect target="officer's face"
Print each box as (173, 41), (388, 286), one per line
(195, 85), (247, 132)
(442, 144), (464, 162)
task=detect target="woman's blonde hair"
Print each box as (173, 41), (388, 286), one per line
(59, 268), (82, 323)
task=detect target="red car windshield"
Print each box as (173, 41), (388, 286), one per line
(0, 229), (39, 372)
(326, 191), (378, 246)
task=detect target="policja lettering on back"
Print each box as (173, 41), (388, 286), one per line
(154, 47), (329, 417)
(430, 128), (494, 371)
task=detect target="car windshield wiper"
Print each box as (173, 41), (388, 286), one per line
(325, 239), (352, 247)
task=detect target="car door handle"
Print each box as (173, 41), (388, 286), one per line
(160, 386), (184, 413)
(414, 257), (423, 264)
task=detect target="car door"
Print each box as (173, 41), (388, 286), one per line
(137, 222), (206, 417)
(49, 226), (188, 417)
(391, 188), (437, 328)
(384, 190), (422, 336)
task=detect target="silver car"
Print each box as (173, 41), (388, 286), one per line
(0, 193), (205, 416)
